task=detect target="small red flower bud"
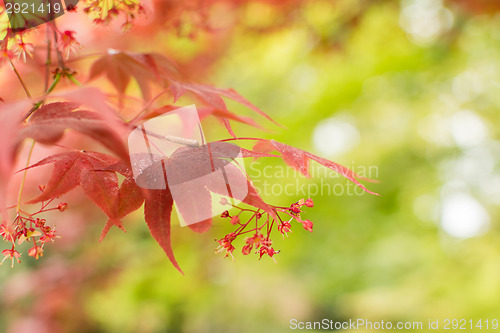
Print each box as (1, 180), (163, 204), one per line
(57, 203), (68, 212)
(40, 229), (59, 244)
(1, 249), (21, 267)
(221, 210), (230, 218)
(246, 233), (265, 248)
(305, 198), (314, 207)
(108, 7), (119, 16)
(242, 244), (253, 255)
(258, 246), (279, 262)
(230, 215), (240, 225)
(278, 221), (292, 234)
(289, 202), (302, 214)
(0, 224), (14, 242)
(34, 218), (45, 228)
(216, 233), (237, 259)
(302, 220), (313, 232)
(39, 185), (46, 192)
(28, 245), (44, 260)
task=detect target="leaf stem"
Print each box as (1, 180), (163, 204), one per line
(9, 58), (32, 101)
(66, 74), (83, 86)
(46, 72), (62, 95)
(217, 137), (266, 143)
(23, 72), (62, 120)
(51, 23), (67, 71)
(45, 26), (52, 91)
(16, 140), (36, 213)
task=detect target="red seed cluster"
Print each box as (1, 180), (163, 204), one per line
(82, 0), (145, 30)
(216, 198), (314, 262)
(0, 200), (64, 267)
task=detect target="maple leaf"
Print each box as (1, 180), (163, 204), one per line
(99, 176), (145, 241)
(249, 140), (379, 195)
(81, 168), (123, 235)
(23, 151), (120, 204)
(88, 51), (180, 100)
(97, 160), (145, 241)
(21, 102), (129, 161)
(88, 52), (278, 131)
(115, 177), (145, 219)
(144, 188), (182, 273)
(142, 105), (264, 135)
(131, 141), (277, 234)
(24, 151), (146, 241)
(167, 141), (275, 216)
(242, 178), (276, 217)
(88, 51), (148, 96)
(169, 81), (280, 126)
(134, 142), (248, 228)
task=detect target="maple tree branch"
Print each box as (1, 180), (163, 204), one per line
(45, 26), (52, 92)
(162, 135), (200, 147)
(23, 72), (62, 121)
(217, 137), (266, 142)
(128, 121), (201, 147)
(16, 140), (36, 214)
(52, 25), (67, 71)
(128, 89), (170, 124)
(9, 58), (32, 101)
(140, 125), (155, 164)
(65, 52), (105, 63)
(132, 124), (200, 147)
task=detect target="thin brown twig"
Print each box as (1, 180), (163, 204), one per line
(8, 58), (32, 101)
(45, 25), (52, 91)
(50, 22), (67, 71)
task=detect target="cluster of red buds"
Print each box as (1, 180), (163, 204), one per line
(0, 199), (64, 268)
(0, 25), (30, 64)
(216, 198), (314, 262)
(56, 30), (81, 58)
(82, 0), (146, 30)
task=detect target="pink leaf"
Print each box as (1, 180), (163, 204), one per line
(144, 188), (182, 273)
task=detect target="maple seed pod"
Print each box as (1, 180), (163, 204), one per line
(242, 244), (252, 255)
(302, 220), (313, 232)
(57, 203), (68, 212)
(230, 215), (240, 225)
(28, 246), (44, 260)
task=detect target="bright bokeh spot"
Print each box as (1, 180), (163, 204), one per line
(440, 192), (490, 239)
(312, 117), (360, 157)
(450, 110), (488, 148)
(399, 0), (454, 45)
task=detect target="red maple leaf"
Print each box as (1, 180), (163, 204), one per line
(21, 102), (129, 161)
(169, 81), (280, 126)
(143, 188), (182, 273)
(23, 151), (121, 204)
(247, 139), (379, 195)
